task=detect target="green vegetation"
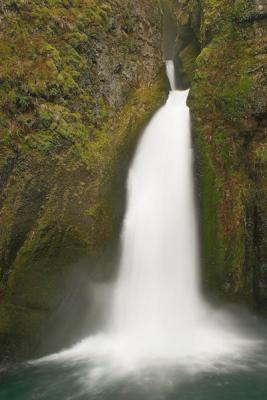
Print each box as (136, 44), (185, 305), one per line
(174, 0), (267, 306)
(0, 0), (166, 361)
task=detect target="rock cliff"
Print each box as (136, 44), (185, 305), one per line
(0, 0), (166, 362)
(172, 0), (267, 308)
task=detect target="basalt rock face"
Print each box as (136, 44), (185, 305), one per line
(173, 0), (267, 309)
(0, 0), (167, 362)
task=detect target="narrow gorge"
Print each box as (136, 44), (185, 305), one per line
(0, 2), (266, 398)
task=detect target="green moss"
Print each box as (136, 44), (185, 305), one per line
(234, 0), (266, 23)
(255, 143), (267, 164)
(178, 40), (200, 84)
(185, 0), (267, 306)
(219, 77), (253, 117)
(0, 0), (165, 361)
(197, 137), (226, 293)
(0, 302), (48, 361)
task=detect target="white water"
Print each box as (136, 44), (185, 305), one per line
(110, 76), (201, 351)
(166, 59), (176, 90)
(36, 61), (260, 372)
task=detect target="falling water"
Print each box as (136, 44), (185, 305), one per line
(105, 61), (254, 362)
(110, 62), (202, 354)
(165, 59), (176, 90)
(37, 61), (260, 371)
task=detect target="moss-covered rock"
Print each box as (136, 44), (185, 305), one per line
(173, 0), (267, 309)
(0, 0), (167, 362)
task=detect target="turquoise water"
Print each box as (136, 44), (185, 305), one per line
(1, 342), (267, 400)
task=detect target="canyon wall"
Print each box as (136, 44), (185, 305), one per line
(171, 0), (266, 308)
(0, 0), (166, 362)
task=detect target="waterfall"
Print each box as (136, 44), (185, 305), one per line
(165, 60), (176, 91)
(38, 61), (258, 370)
(110, 61), (203, 355)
